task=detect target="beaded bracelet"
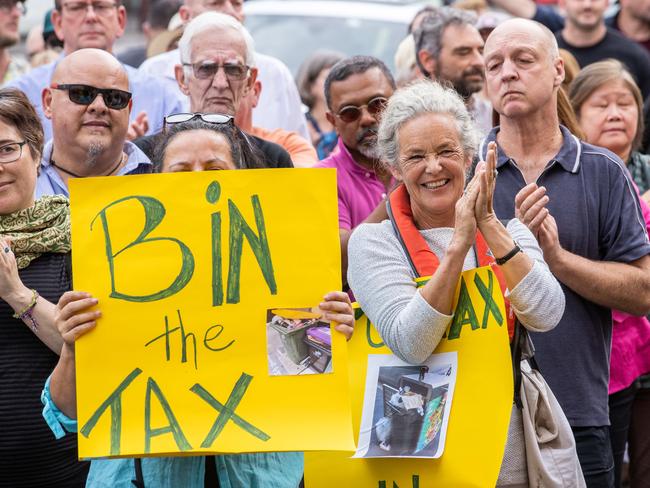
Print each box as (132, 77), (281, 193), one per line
(13, 289), (40, 333)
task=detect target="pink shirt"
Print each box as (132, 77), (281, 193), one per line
(609, 192), (650, 394)
(316, 139), (391, 230)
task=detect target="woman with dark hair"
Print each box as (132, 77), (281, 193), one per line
(570, 59), (650, 488)
(0, 88), (88, 485)
(42, 116), (354, 487)
(296, 50), (344, 159)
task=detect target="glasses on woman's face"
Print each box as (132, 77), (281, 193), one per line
(0, 141), (26, 164)
(336, 96), (388, 123)
(163, 113), (234, 130)
(50, 83), (132, 110)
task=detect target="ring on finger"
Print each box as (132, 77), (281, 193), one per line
(3, 247), (10, 254)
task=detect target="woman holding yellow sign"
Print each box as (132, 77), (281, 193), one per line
(42, 117), (355, 488)
(347, 80), (565, 486)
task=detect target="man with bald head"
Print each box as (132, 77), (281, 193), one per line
(7, 0), (184, 141)
(36, 49), (151, 197)
(139, 0), (309, 139)
(480, 18), (650, 486)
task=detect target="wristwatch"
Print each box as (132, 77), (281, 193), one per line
(495, 242), (522, 265)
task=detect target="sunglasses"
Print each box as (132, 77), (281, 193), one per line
(163, 113), (234, 130)
(336, 96), (388, 123)
(50, 83), (132, 110)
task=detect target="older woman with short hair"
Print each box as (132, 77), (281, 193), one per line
(347, 80), (565, 486)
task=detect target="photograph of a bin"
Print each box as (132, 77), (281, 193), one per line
(354, 353), (457, 459)
(266, 307), (333, 376)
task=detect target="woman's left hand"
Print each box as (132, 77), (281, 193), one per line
(0, 238), (27, 302)
(319, 291), (354, 341)
(475, 141), (498, 227)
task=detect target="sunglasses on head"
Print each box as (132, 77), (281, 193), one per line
(50, 83), (132, 110)
(163, 113), (234, 130)
(336, 96), (388, 123)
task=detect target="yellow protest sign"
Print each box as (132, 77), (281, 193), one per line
(69, 169), (354, 458)
(305, 266), (513, 487)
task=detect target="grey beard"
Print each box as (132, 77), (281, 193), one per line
(357, 142), (381, 161)
(85, 141), (105, 167)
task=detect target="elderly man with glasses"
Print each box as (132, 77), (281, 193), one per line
(7, 0), (185, 141)
(36, 48), (151, 197)
(134, 11), (293, 168)
(314, 55), (396, 281)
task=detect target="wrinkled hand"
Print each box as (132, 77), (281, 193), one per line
(319, 291), (354, 341)
(514, 183), (549, 236)
(126, 111), (149, 141)
(452, 167), (480, 250)
(537, 213), (561, 265)
(475, 141), (498, 227)
(0, 238), (24, 301)
(55, 291), (100, 352)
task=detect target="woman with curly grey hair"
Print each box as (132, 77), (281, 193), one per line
(347, 80), (566, 486)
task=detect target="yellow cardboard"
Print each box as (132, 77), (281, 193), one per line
(69, 169), (354, 458)
(305, 267), (513, 487)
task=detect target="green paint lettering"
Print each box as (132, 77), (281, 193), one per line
(447, 277), (479, 340)
(91, 196), (195, 302)
(474, 270), (504, 328)
(226, 196), (276, 304)
(207, 182), (224, 307)
(80, 368), (142, 456)
(144, 377), (192, 453)
(190, 373), (270, 448)
(203, 324), (235, 352)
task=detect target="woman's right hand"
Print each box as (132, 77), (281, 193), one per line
(55, 291), (100, 353)
(452, 168), (481, 251)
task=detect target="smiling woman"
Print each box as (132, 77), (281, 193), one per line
(0, 88), (88, 485)
(347, 80), (565, 487)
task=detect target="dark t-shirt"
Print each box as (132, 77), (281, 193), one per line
(134, 131), (294, 169)
(0, 253), (89, 487)
(480, 126), (650, 427)
(606, 13), (650, 55)
(556, 28), (650, 99)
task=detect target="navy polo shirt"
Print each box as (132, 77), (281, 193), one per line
(480, 126), (650, 427)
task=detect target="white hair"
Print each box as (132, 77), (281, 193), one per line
(378, 80), (479, 168)
(178, 12), (256, 70)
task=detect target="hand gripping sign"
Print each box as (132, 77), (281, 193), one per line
(305, 266), (514, 487)
(69, 169), (354, 458)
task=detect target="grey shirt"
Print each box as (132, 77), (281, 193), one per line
(347, 219), (565, 365)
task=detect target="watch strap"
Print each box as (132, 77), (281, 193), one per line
(495, 242), (522, 266)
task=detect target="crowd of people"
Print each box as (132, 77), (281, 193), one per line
(0, 0), (650, 487)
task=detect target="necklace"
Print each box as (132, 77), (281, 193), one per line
(50, 151), (126, 178)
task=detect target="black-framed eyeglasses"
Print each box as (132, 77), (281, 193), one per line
(0, 0), (26, 15)
(163, 113), (234, 130)
(183, 61), (250, 81)
(336, 96), (388, 123)
(50, 84), (132, 110)
(0, 141), (26, 164)
(60, 1), (118, 17)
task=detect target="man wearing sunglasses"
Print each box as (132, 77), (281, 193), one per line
(138, 0), (309, 141)
(315, 56), (396, 281)
(134, 12), (292, 168)
(35, 49), (151, 197)
(7, 0), (185, 141)
(0, 0), (27, 84)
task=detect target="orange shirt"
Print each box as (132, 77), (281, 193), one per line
(251, 126), (318, 168)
